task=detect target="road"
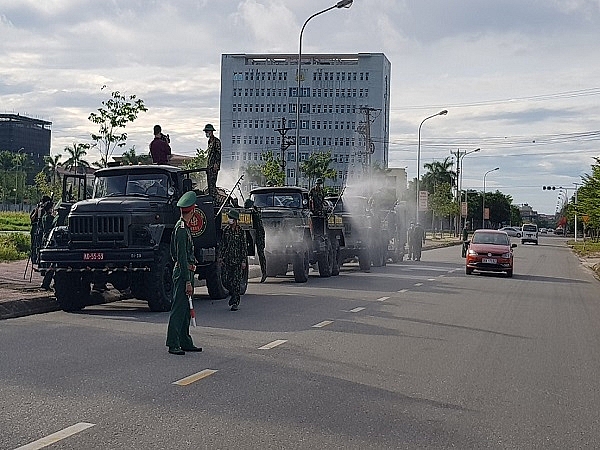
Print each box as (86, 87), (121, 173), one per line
(2, 236), (599, 449)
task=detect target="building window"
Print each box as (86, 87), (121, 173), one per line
(365, 89), (369, 98)
(365, 72), (369, 81)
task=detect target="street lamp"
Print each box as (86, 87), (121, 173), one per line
(295, 0), (353, 186)
(452, 147), (480, 233)
(14, 147), (24, 209)
(482, 167), (499, 229)
(415, 109), (447, 225)
(460, 148), (480, 230)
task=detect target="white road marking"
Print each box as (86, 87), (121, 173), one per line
(414, 283), (423, 286)
(349, 307), (366, 313)
(16, 422), (95, 450)
(173, 369), (218, 386)
(312, 320), (333, 328)
(376, 296), (390, 302)
(428, 278), (436, 281)
(397, 289), (408, 293)
(258, 339), (287, 350)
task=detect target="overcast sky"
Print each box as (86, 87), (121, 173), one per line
(1, 0), (599, 214)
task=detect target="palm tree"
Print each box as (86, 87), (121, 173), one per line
(44, 154), (63, 185)
(121, 146), (151, 165)
(421, 156), (456, 193)
(63, 142), (91, 173)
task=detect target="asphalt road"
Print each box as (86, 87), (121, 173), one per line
(2, 235), (599, 449)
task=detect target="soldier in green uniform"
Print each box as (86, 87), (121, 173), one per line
(166, 191), (202, 355)
(309, 178), (325, 215)
(40, 201), (56, 290)
(244, 199), (267, 283)
(204, 123), (221, 198)
(219, 209), (247, 311)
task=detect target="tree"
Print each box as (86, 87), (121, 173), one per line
(261, 151), (285, 186)
(121, 146), (151, 165)
(44, 153), (62, 185)
(88, 87), (147, 168)
(299, 151), (337, 188)
(244, 163), (265, 187)
(63, 142), (91, 173)
(428, 182), (457, 234)
(421, 157), (456, 194)
(181, 148), (208, 170)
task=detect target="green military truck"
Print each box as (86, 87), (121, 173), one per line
(38, 165), (254, 312)
(250, 186), (344, 282)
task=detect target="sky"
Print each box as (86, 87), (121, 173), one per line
(1, 0), (599, 215)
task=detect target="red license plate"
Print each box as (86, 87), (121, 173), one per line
(83, 252), (104, 261)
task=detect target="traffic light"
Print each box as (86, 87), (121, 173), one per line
(542, 186), (557, 190)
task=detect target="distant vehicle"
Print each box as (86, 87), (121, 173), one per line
(521, 223), (539, 245)
(498, 226), (521, 238)
(554, 227), (564, 235)
(540, 228), (548, 234)
(465, 230), (517, 277)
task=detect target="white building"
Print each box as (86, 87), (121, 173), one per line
(219, 53), (391, 189)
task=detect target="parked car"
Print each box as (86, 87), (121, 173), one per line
(498, 226), (521, 238)
(466, 230), (517, 277)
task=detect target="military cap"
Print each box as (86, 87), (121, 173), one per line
(177, 191), (197, 208)
(203, 123), (216, 132)
(227, 209), (240, 220)
(316, 178), (323, 185)
(244, 198), (254, 208)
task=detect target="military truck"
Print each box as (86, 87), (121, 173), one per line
(38, 165), (254, 312)
(250, 186), (344, 282)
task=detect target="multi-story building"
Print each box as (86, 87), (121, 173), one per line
(220, 53), (391, 190)
(0, 113), (51, 181)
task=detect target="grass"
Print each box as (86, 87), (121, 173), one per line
(0, 232), (31, 262)
(0, 211), (32, 231)
(568, 240), (600, 257)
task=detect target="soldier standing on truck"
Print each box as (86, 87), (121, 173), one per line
(219, 209), (247, 311)
(245, 199), (267, 283)
(204, 123), (221, 198)
(166, 191), (202, 356)
(149, 124), (171, 164)
(309, 178), (325, 215)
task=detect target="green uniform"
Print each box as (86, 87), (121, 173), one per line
(40, 211), (56, 289)
(206, 136), (221, 198)
(251, 206), (266, 279)
(220, 224), (247, 308)
(309, 186), (325, 215)
(166, 218), (196, 351)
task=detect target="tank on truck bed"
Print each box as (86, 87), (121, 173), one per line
(250, 186), (344, 282)
(38, 164), (255, 312)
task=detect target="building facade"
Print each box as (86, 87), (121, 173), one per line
(0, 113), (52, 180)
(220, 53), (391, 190)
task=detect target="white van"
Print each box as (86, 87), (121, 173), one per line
(521, 223), (538, 245)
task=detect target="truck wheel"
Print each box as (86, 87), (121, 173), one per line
(331, 239), (340, 276)
(318, 241), (333, 278)
(146, 243), (174, 312)
(293, 248), (309, 283)
(359, 249), (371, 272)
(240, 258), (249, 295)
(206, 262), (227, 299)
(54, 272), (91, 312)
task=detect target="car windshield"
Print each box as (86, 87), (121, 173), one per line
(472, 232), (510, 246)
(252, 192), (303, 209)
(522, 224), (537, 232)
(93, 173), (170, 198)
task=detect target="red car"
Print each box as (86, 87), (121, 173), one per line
(465, 229), (517, 277)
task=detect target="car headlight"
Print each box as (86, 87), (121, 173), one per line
(501, 252), (511, 258)
(467, 249), (478, 256)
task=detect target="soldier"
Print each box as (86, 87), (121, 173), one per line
(219, 209), (247, 311)
(309, 178), (325, 215)
(149, 124), (171, 164)
(166, 191), (202, 355)
(204, 123), (221, 198)
(412, 222), (426, 261)
(245, 198), (267, 283)
(40, 201), (56, 290)
(407, 222), (415, 260)
(30, 195), (52, 264)
(461, 221), (470, 258)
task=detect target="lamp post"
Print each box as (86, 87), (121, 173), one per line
(460, 148), (480, 230)
(482, 167), (499, 229)
(415, 109), (447, 225)
(451, 147), (480, 233)
(573, 182), (580, 242)
(295, 0), (353, 186)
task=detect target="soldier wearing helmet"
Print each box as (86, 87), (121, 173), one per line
(203, 123), (221, 198)
(309, 178), (325, 215)
(219, 209), (248, 311)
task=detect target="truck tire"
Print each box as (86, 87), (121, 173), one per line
(358, 249), (371, 272)
(293, 247), (310, 283)
(206, 261), (227, 299)
(54, 272), (91, 312)
(331, 239), (341, 276)
(317, 240), (333, 278)
(146, 243), (174, 312)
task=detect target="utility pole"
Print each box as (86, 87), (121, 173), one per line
(359, 106), (379, 176)
(275, 117), (295, 182)
(450, 149), (462, 236)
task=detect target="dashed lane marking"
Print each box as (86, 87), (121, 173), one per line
(258, 339), (288, 350)
(428, 278), (436, 281)
(312, 320), (333, 328)
(173, 369), (218, 386)
(397, 289), (408, 293)
(414, 283), (423, 286)
(349, 307), (366, 313)
(376, 296), (390, 302)
(15, 422), (95, 450)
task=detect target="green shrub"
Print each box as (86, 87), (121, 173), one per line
(0, 232), (30, 261)
(0, 212), (31, 231)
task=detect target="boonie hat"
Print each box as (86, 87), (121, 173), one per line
(227, 209), (240, 220)
(316, 178), (323, 185)
(177, 191), (197, 210)
(203, 124), (216, 132)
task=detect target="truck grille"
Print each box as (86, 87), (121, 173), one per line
(70, 215), (127, 244)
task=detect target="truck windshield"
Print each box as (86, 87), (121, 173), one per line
(93, 173), (170, 198)
(252, 192), (303, 209)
